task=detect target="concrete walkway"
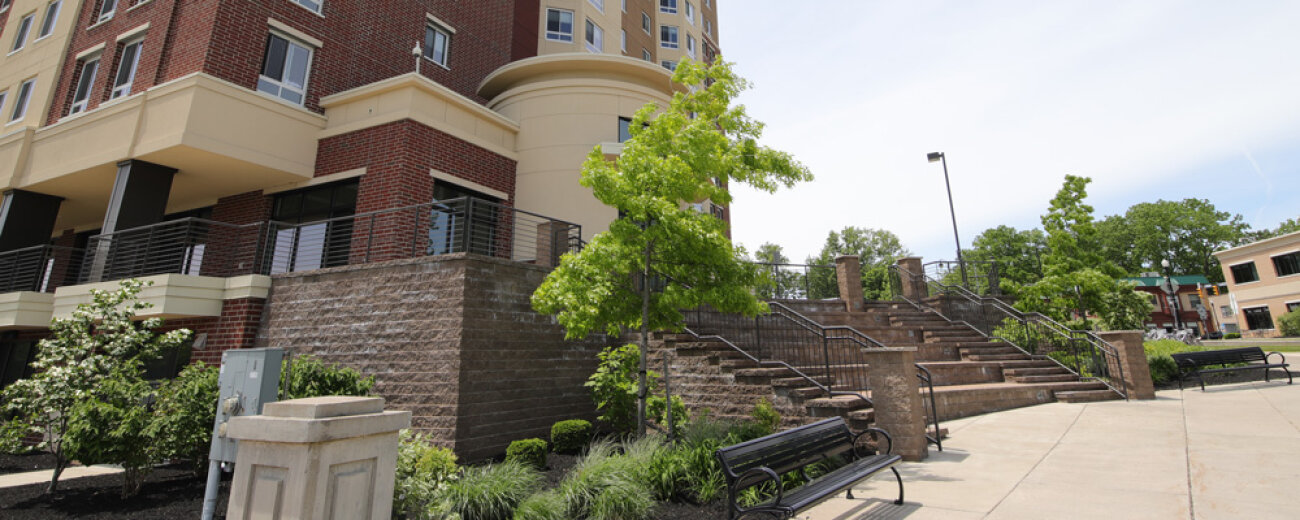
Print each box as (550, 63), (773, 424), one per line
(806, 381), (1300, 519)
(0, 465), (122, 489)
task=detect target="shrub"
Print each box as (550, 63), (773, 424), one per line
(550, 419), (593, 455)
(513, 490), (567, 520)
(1144, 339), (1206, 386)
(395, 430), (458, 519)
(751, 398), (781, 434)
(1224, 332), (1241, 339)
(1278, 309), (1300, 337)
(147, 362), (219, 474)
(282, 355), (375, 399)
(507, 438), (548, 470)
(585, 344), (645, 433)
(431, 460), (542, 520)
(64, 368), (159, 498)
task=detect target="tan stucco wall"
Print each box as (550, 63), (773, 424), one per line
(0, 0), (84, 133)
(482, 54), (676, 239)
(1215, 231), (1300, 336)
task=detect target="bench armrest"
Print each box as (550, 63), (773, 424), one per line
(1268, 351), (1288, 365)
(852, 427), (894, 458)
(733, 466), (783, 506)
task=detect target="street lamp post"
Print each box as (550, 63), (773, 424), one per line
(1161, 258), (1182, 330)
(928, 152), (968, 288)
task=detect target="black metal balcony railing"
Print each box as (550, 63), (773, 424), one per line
(0, 244), (85, 293)
(0, 197), (582, 291)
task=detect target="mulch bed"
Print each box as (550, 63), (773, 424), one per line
(0, 463), (230, 519)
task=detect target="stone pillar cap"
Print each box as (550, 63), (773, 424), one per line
(834, 255), (861, 261)
(262, 396), (386, 419)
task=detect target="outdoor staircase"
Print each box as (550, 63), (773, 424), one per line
(654, 298), (1121, 437)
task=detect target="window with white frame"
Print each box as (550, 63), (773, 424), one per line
(685, 1), (694, 23)
(659, 25), (677, 48)
(584, 19), (602, 53)
(641, 48), (651, 61)
(705, 19), (711, 35)
(621, 0), (626, 12)
(661, 60), (675, 71)
(588, 0), (603, 12)
(37, 1), (61, 40)
(620, 29), (626, 52)
(705, 0), (711, 7)
(641, 12), (650, 33)
(545, 8), (574, 42)
(69, 56), (100, 114)
(110, 38), (143, 99)
(659, 0), (677, 14)
(686, 34), (695, 58)
(10, 12), (34, 53)
(9, 78), (34, 122)
(258, 33), (312, 105)
(0, 0), (10, 12)
(292, 0), (322, 14)
(0, 92), (6, 116)
(424, 22), (451, 67)
(97, 0), (117, 23)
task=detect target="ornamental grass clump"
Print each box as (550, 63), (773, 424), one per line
(431, 460), (542, 520)
(557, 439), (656, 520)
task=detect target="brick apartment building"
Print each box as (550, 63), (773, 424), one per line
(0, 0), (722, 459)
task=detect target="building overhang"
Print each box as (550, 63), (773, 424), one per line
(36, 273), (273, 323)
(477, 53), (683, 103)
(0, 291), (56, 330)
(0, 73), (327, 231)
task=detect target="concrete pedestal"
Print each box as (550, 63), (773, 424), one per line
(865, 347), (929, 461)
(835, 255), (864, 311)
(895, 257), (928, 300)
(225, 396), (411, 520)
(1097, 330), (1156, 400)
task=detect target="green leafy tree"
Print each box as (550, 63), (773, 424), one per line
(1018, 176), (1150, 329)
(963, 225), (1048, 293)
(1245, 217), (1300, 242)
(531, 59), (811, 436)
(0, 279), (191, 494)
(752, 242), (804, 299)
(1095, 199), (1248, 282)
(805, 227), (910, 300)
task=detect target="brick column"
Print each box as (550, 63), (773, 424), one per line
(896, 257), (927, 300)
(1096, 330), (1155, 400)
(864, 347), (928, 461)
(835, 255), (864, 311)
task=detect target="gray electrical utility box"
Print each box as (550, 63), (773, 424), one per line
(208, 348), (284, 463)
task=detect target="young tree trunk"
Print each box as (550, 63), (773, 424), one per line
(637, 244), (652, 438)
(122, 466), (146, 498)
(47, 459), (65, 494)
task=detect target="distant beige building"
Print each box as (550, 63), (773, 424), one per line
(1214, 230), (1300, 337)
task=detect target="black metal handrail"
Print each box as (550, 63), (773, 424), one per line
(914, 364), (942, 451)
(81, 218), (268, 283)
(890, 263), (1127, 399)
(0, 244), (85, 293)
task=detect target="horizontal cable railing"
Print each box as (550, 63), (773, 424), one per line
(890, 263), (1127, 399)
(0, 244), (85, 293)
(80, 218), (268, 284)
(748, 262), (837, 300)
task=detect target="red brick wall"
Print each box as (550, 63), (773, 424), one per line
(48, 1), (522, 124)
(169, 297), (267, 365)
(510, 0), (539, 61)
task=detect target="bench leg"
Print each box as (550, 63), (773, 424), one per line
(891, 467), (904, 505)
(846, 488), (853, 500)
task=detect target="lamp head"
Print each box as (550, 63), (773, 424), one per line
(927, 152), (944, 163)
(412, 41), (422, 56)
(1161, 259), (1170, 269)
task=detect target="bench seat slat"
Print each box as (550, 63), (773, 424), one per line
(762, 454), (901, 512)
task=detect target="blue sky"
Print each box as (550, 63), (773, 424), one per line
(716, 1), (1300, 264)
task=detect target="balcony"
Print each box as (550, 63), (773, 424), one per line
(0, 198), (581, 327)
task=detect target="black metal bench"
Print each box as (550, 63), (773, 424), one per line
(1171, 347), (1293, 391)
(714, 417), (903, 519)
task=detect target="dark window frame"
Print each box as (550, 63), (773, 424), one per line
(1230, 262), (1259, 284)
(1272, 251), (1300, 277)
(1243, 306), (1273, 330)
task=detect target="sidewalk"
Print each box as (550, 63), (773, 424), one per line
(0, 465), (123, 489)
(805, 381), (1300, 519)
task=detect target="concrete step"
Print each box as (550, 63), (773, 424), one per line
(1003, 367), (1071, 377)
(771, 375), (835, 388)
(1007, 374), (1080, 383)
(1056, 389), (1123, 403)
(964, 353), (1031, 362)
(958, 346), (1021, 356)
(804, 394), (873, 416)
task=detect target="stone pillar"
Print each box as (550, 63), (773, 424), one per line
(895, 257), (927, 300)
(1096, 330), (1155, 400)
(0, 190), (63, 252)
(864, 347), (928, 461)
(835, 255), (864, 311)
(226, 396), (411, 520)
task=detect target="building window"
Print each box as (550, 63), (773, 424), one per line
(110, 38), (143, 99)
(621, 0), (626, 12)
(584, 19), (602, 53)
(424, 22), (451, 67)
(661, 60), (676, 71)
(660, 0), (677, 14)
(1230, 262), (1259, 284)
(705, 19), (712, 35)
(8, 79), (34, 122)
(1287, 302), (1300, 313)
(545, 8), (574, 42)
(1273, 251), (1300, 277)
(641, 12), (651, 34)
(0, 0), (10, 12)
(258, 33), (312, 105)
(618, 116), (633, 142)
(642, 48), (651, 61)
(292, 0), (322, 14)
(660, 25), (678, 48)
(97, 0), (117, 23)
(686, 34), (695, 58)
(37, 1), (61, 40)
(10, 13), (34, 53)
(270, 180), (357, 273)
(0, 92), (7, 116)
(685, 1), (694, 23)
(620, 29), (626, 52)
(1243, 306), (1273, 330)
(69, 57), (99, 114)
(705, 0), (711, 7)
(588, 0), (603, 12)
(1187, 294), (1202, 310)
(1220, 305), (1233, 318)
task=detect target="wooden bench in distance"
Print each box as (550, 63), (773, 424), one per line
(715, 417), (903, 519)
(1171, 346), (1293, 391)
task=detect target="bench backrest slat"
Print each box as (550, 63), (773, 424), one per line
(1171, 347), (1268, 368)
(715, 417), (853, 487)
